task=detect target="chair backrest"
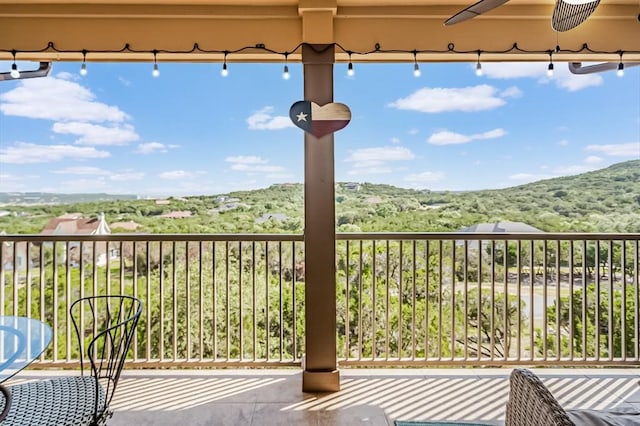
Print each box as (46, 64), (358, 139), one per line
(506, 368), (575, 426)
(70, 295), (143, 423)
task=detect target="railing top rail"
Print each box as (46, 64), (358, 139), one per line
(336, 232), (640, 241)
(0, 233), (305, 242)
(1, 232), (639, 243)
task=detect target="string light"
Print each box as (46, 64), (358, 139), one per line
(2, 42), (637, 81)
(475, 51), (483, 76)
(152, 50), (159, 77)
(221, 51), (229, 77)
(80, 49), (88, 76)
(617, 51), (624, 77)
(10, 50), (19, 79)
(283, 52), (290, 80)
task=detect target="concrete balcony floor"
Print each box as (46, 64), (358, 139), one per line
(11, 368), (640, 425)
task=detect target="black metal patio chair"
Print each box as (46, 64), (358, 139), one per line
(0, 295), (143, 426)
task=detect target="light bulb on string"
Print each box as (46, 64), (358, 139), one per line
(283, 53), (290, 80)
(80, 50), (88, 76)
(347, 52), (354, 76)
(10, 50), (19, 79)
(152, 50), (160, 77)
(475, 51), (483, 76)
(221, 52), (229, 77)
(617, 52), (624, 77)
(413, 51), (421, 77)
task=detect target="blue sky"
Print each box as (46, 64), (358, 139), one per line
(0, 60), (638, 196)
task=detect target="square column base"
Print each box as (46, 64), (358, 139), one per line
(302, 369), (340, 392)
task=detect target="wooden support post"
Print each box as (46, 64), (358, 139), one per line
(302, 43), (340, 392)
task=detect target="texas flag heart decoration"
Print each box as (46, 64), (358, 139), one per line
(289, 101), (351, 138)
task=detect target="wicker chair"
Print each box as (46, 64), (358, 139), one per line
(506, 368), (574, 426)
(0, 295), (143, 426)
(506, 368), (640, 426)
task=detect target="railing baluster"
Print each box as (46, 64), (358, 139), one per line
(569, 240), (574, 361)
(412, 240), (417, 360)
(595, 240), (601, 360)
(238, 241), (243, 361)
(252, 241), (257, 362)
(463, 240), (469, 361)
(399, 240), (403, 359)
(438, 240), (443, 361)
(450, 239), (455, 361)
(621, 240), (626, 361)
(555, 239), (561, 361)
(199, 241), (204, 361)
(372, 240), (377, 360)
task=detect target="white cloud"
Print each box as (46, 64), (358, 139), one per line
(584, 155), (603, 165)
(509, 173), (550, 182)
(51, 166), (144, 181)
(58, 178), (109, 192)
(404, 171), (446, 183)
(558, 139), (569, 146)
(428, 128), (506, 145)
(52, 122), (139, 145)
(554, 165), (592, 174)
(345, 146), (414, 175)
(136, 142), (179, 154)
(348, 166), (393, 176)
(390, 137), (401, 144)
(0, 142), (110, 164)
(0, 76), (129, 122)
(56, 71), (77, 81)
(225, 156), (268, 165)
(480, 62), (603, 92)
(225, 155), (286, 174)
(555, 71), (603, 92)
(246, 106), (294, 130)
(586, 142), (640, 157)
(509, 155), (608, 183)
(480, 62), (544, 79)
(388, 85), (508, 113)
(500, 86), (523, 98)
(267, 173), (295, 179)
(345, 146), (415, 168)
(428, 131), (470, 145)
(110, 172), (144, 181)
(118, 77), (132, 87)
(53, 166), (108, 175)
(159, 170), (197, 180)
(408, 128), (419, 135)
(231, 164), (285, 173)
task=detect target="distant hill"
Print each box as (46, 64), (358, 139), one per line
(0, 192), (139, 205)
(0, 160), (638, 234)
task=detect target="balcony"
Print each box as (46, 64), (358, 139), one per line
(1, 232), (639, 423)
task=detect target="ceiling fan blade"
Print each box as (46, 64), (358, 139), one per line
(552, 0), (600, 32)
(568, 62), (640, 74)
(444, 0), (510, 26)
(0, 62), (52, 81)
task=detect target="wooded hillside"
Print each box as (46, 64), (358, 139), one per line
(1, 160), (638, 234)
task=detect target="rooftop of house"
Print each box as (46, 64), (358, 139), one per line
(41, 213), (111, 235)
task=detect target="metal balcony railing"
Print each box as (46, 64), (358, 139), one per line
(1, 233), (638, 368)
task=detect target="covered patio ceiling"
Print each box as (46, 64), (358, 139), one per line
(1, 0), (639, 64)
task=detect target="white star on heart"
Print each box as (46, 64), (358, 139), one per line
(296, 112), (308, 122)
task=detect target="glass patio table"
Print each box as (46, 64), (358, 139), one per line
(0, 316), (52, 383)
